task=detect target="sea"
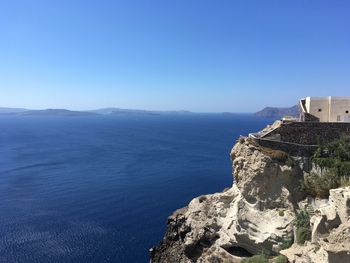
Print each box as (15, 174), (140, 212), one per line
(0, 114), (273, 263)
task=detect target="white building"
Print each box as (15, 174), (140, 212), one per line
(299, 96), (350, 122)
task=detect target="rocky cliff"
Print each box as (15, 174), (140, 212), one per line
(150, 136), (350, 263)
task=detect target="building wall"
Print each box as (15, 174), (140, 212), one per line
(329, 97), (350, 122)
(305, 97), (330, 122)
(304, 96), (350, 122)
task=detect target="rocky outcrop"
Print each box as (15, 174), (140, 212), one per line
(231, 137), (305, 209)
(150, 135), (350, 262)
(151, 137), (308, 262)
(281, 187), (350, 263)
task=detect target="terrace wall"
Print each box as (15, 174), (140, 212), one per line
(264, 122), (350, 145)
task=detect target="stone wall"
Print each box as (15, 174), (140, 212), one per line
(252, 137), (317, 157)
(264, 122), (350, 145)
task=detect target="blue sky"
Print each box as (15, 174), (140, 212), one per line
(1, 1), (350, 112)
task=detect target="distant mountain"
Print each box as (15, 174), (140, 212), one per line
(0, 107), (28, 114)
(111, 109), (161, 116)
(90, 108), (193, 116)
(15, 109), (98, 116)
(0, 107), (193, 117)
(88, 108), (121, 115)
(255, 105), (299, 118)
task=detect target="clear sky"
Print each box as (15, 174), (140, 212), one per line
(1, 1), (350, 112)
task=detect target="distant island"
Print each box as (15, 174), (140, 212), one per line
(0, 107), (28, 114)
(0, 107), (193, 117)
(0, 106), (300, 118)
(0, 108), (98, 116)
(254, 105), (299, 118)
(89, 108), (192, 116)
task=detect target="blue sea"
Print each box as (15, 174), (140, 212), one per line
(0, 114), (272, 263)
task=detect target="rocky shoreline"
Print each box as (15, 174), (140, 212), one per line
(150, 134), (350, 262)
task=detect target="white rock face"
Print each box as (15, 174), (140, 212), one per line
(328, 187), (350, 223)
(231, 138), (305, 209)
(183, 184), (295, 259)
(151, 137), (350, 263)
(151, 137), (306, 262)
(281, 187), (350, 263)
(280, 243), (329, 263)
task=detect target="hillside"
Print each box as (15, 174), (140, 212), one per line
(255, 105), (299, 118)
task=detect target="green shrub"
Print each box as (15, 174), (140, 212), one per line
(340, 176), (350, 187)
(303, 135), (350, 197)
(313, 244), (320, 252)
(303, 170), (340, 198)
(285, 156), (295, 167)
(295, 210), (310, 229)
(296, 226), (311, 245)
(312, 135), (350, 179)
(279, 237), (293, 250)
(273, 255), (288, 263)
(295, 210), (311, 245)
(278, 210), (285, 217)
(241, 254), (268, 263)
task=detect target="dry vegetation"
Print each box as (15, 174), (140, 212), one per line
(246, 137), (293, 165)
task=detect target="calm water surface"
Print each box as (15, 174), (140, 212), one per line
(0, 114), (272, 262)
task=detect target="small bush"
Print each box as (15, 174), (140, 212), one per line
(295, 210), (310, 228)
(278, 210), (285, 217)
(312, 135), (350, 180)
(268, 149), (289, 163)
(245, 140), (291, 164)
(279, 237), (293, 250)
(238, 136), (245, 144)
(301, 135), (350, 197)
(340, 177), (350, 187)
(273, 255), (288, 263)
(295, 210), (311, 245)
(303, 170), (339, 198)
(313, 244), (320, 252)
(241, 254), (268, 263)
(296, 227), (311, 245)
(285, 157), (295, 167)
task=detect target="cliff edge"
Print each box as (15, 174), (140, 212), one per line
(150, 135), (350, 263)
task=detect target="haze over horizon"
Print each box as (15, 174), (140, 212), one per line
(1, 1), (350, 112)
